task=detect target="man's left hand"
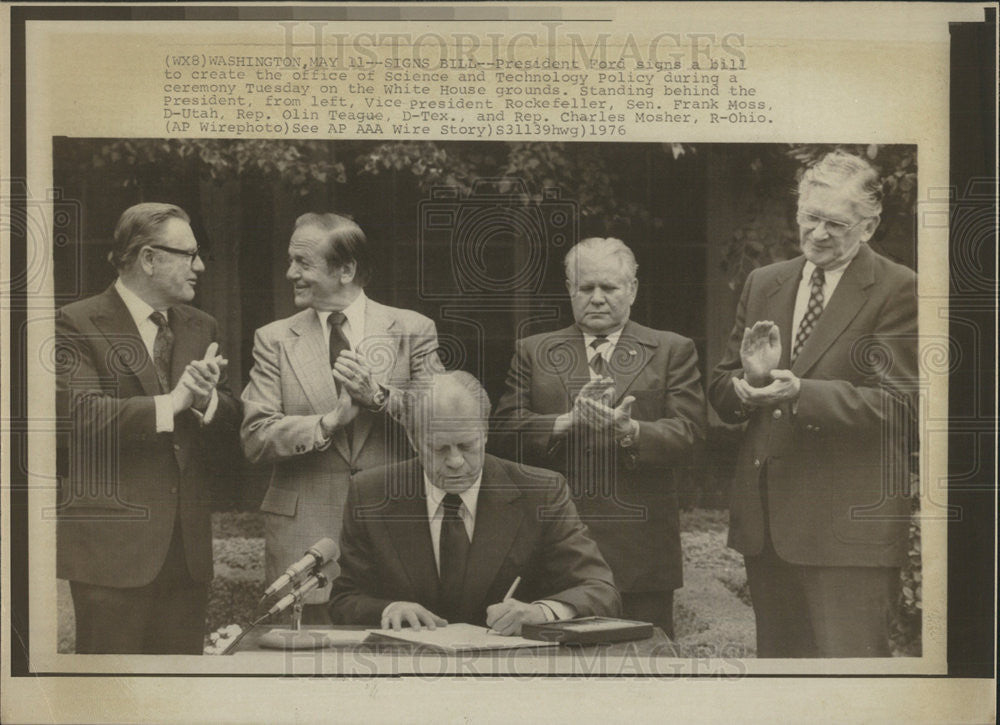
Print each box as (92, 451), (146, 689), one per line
(182, 342), (227, 410)
(485, 599), (547, 636)
(576, 394), (637, 440)
(733, 368), (800, 407)
(332, 350), (383, 409)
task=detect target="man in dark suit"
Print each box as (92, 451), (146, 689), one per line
(493, 238), (705, 637)
(329, 371), (620, 633)
(241, 213), (439, 623)
(56, 202), (241, 654)
(708, 150), (918, 657)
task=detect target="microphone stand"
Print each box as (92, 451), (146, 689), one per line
(256, 572), (340, 650)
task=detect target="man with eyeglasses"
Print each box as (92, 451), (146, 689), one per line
(56, 202), (241, 653)
(708, 151), (918, 657)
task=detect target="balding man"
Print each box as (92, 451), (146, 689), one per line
(329, 371), (620, 634)
(494, 238), (706, 637)
(709, 150), (918, 657)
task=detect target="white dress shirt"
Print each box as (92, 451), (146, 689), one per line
(583, 328), (623, 381)
(115, 278), (217, 431)
(316, 290), (368, 351)
(791, 259), (851, 338)
(418, 475), (574, 622)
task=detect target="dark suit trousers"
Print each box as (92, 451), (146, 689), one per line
(70, 518), (207, 654)
(744, 467), (898, 657)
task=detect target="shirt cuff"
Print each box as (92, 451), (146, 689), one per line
(535, 599), (576, 621)
(154, 394), (174, 433)
(189, 389), (219, 425)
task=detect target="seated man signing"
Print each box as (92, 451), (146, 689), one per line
(328, 371), (621, 634)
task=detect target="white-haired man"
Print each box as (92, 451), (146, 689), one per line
(709, 150), (918, 657)
(494, 237), (706, 638)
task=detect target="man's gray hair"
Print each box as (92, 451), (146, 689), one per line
(564, 237), (638, 283)
(108, 202), (190, 271)
(798, 150), (884, 218)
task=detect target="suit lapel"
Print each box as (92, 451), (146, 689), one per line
(609, 321), (657, 404)
(792, 246), (875, 376)
(286, 311), (351, 462)
(552, 327), (592, 404)
(90, 286), (161, 397)
(167, 306), (207, 387)
(460, 457), (524, 616)
(351, 300), (399, 456)
(383, 460), (440, 608)
(766, 258), (805, 369)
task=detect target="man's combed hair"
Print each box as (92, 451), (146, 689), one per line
(108, 202), (190, 271)
(799, 150), (884, 218)
(294, 212), (372, 287)
(564, 237), (638, 282)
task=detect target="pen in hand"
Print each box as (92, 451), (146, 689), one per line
(486, 576), (523, 635)
(503, 575), (522, 602)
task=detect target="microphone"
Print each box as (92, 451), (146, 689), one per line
(266, 560), (337, 617)
(262, 537), (338, 597)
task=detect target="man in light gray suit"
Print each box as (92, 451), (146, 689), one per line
(241, 213), (439, 621)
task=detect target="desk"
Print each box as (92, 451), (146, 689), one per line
(231, 625), (680, 675)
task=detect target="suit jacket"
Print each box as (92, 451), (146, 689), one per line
(55, 284), (241, 586)
(240, 299), (438, 600)
(492, 320), (706, 593)
(708, 245), (917, 567)
(328, 455), (621, 625)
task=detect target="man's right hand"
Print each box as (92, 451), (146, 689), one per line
(740, 321), (782, 387)
(169, 372), (198, 414)
(553, 378), (614, 436)
(381, 602), (448, 631)
(320, 384), (360, 438)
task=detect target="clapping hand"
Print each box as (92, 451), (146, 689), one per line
(740, 321), (781, 387)
(320, 383), (360, 437)
(332, 350), (382, 409)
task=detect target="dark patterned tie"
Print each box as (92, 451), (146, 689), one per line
(438, 493), (470, 622)
(589, 335), (610, 378)
(149, 311), (174, 392)
(328, 312), (350, 368)
(792, 267), (826, 362)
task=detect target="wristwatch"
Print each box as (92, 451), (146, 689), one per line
(366, 385), (388, 412)
(618, 420), (639, 448)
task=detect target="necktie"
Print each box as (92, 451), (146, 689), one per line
(328, 312), (350, 369)
(150, 310), (174, 392)
(589, 336), (610, 378)
(438, 493), (470, 621)
(792, 267), (826, 362)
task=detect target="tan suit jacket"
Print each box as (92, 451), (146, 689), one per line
(241, 299), (438, 600)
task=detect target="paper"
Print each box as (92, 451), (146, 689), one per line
(365, 623), (560, 652)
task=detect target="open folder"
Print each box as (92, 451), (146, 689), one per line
(365, 623), (560, 652)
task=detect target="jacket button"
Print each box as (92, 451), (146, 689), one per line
(813, 426), (821, 433)
(753, 458), (761, 468)
(805, 424), (814, 431)
(173, 443), (181, 451)
(350, 468), (361, 476)
(772, 408), (782, 420)
(170, 487), (178, 494)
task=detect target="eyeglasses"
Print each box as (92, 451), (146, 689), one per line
(147, 244), (204, 263)
(796, 211), (869, 237)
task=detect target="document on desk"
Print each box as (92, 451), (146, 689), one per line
(365, 623), (560, 652)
